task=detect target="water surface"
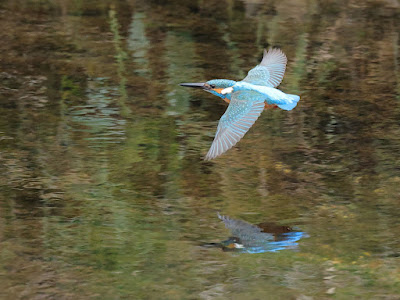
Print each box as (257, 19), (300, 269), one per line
(0, 0), (400, 299)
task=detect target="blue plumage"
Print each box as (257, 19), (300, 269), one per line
(226, 81), (300, 111)
(180, 48), (300, 160)
(206, 79), (236, 100)
(276, 94), (300, 110)
(217, 214), (308, 254)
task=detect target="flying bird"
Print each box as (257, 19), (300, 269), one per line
(180, 48), (300, 160)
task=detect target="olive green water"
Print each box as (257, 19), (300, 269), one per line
(1, 0), (400, 299)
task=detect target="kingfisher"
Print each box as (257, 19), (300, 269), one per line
(202, 213), (307, 254)
(180, 48), (300, 160)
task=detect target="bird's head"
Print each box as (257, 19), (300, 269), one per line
(180, 79), (236, 99)
(220, 237), (244, 251)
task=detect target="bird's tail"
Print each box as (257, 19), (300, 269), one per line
(277, 94), (300, 111)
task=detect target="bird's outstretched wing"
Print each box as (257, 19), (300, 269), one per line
(218, 213), (264, 236)
(242, 48), (287, 88)
(205, 93), (264, 160)
(218, 214), (274, 247)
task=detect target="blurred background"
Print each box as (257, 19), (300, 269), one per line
(0, 0), (399, 298)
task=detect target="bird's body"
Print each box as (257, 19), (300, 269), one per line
(216, 214), (306, 254)
(180, 48), (300, 160)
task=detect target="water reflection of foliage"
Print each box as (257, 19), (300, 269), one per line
(69, 78), (126, 147)
(109, 7), (130, 116)
(0, 0), (400, 299)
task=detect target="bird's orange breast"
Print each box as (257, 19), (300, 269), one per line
(212, 88), (224, 94)
(212, 89), (277, 109)
(212, 88), (231, 103)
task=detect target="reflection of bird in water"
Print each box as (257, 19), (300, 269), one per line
(204, 214), (307, 254)
(180, 48), (300, 160)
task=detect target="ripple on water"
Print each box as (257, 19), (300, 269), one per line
(69, 78), (126, 149)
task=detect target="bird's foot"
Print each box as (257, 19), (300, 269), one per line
(264, 103), (278, 110)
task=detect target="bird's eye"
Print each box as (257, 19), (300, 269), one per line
(210, 84), (216, 89)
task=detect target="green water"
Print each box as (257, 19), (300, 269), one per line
(0, 0), (399, 299)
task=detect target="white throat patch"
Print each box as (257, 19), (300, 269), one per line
(221, 87), (234, 95)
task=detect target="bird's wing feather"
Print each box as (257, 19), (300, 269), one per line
(205, 93), (264, 160)
(218, 214), (274, 246)
(218, 213), (263, 235)
(242, 48), (287, 88)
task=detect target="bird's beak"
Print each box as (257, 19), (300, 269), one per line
(179, 82), (209, 90)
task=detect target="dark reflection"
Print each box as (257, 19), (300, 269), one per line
(204, 214), (307, 253)
(1, 0), (400, 298)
